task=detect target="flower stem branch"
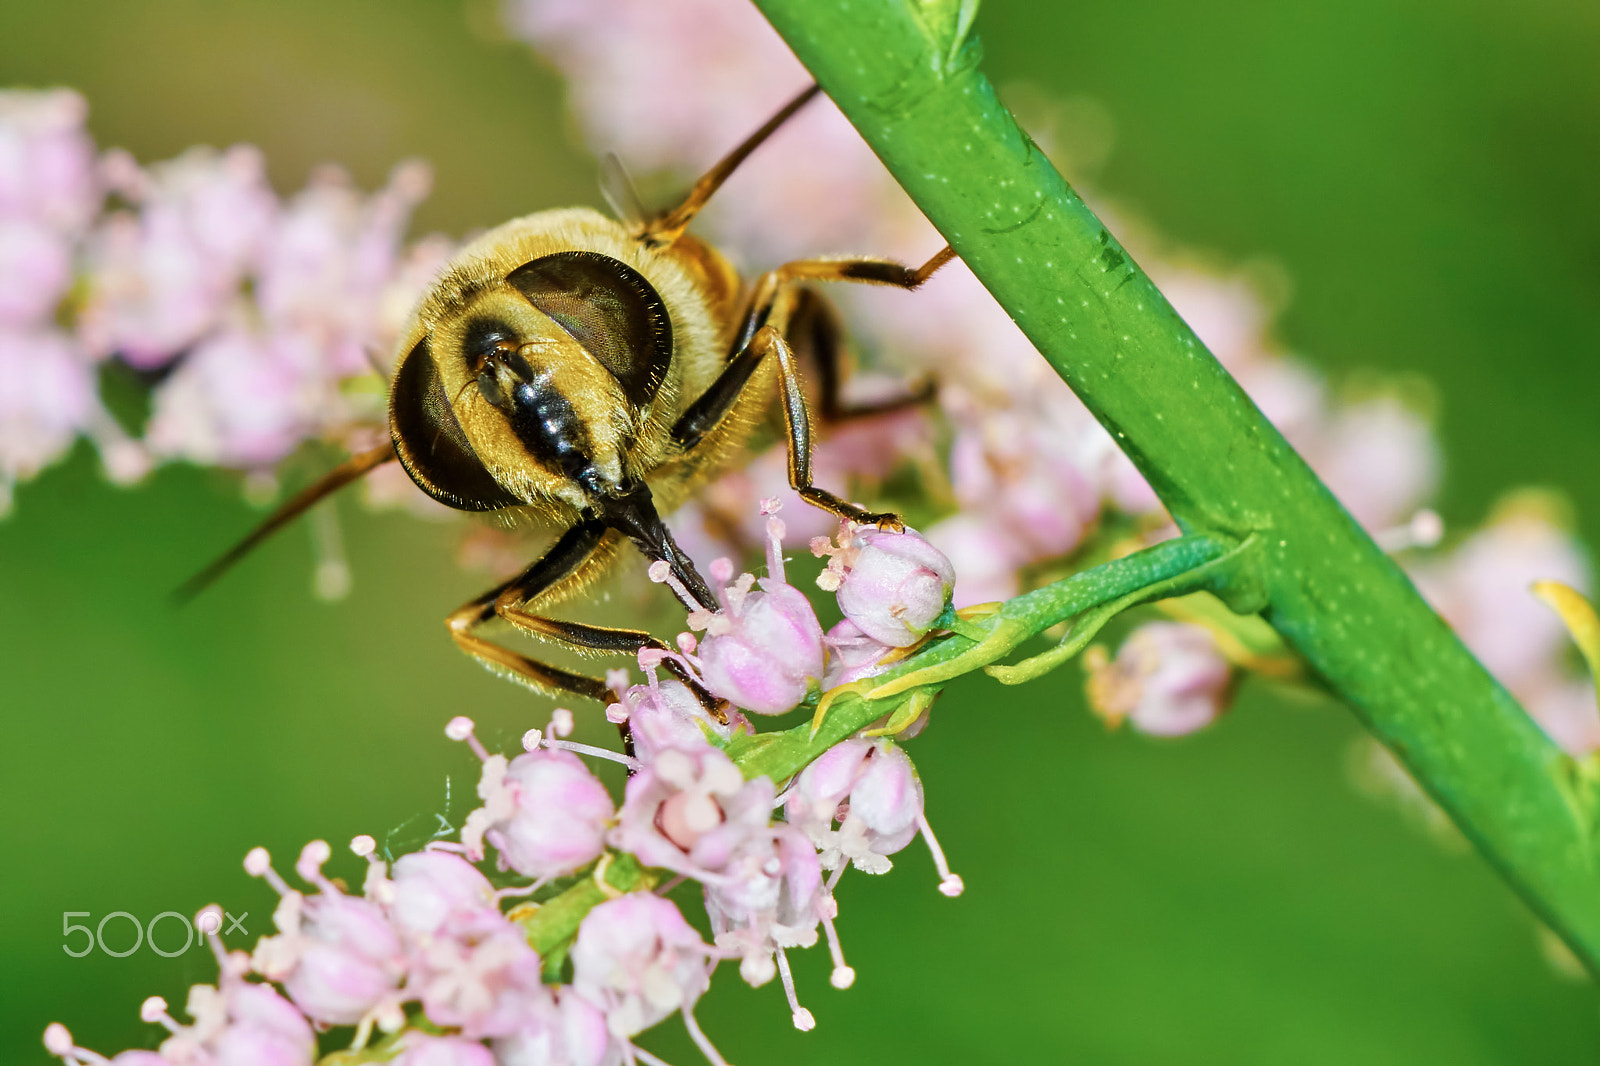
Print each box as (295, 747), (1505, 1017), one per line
(512, 851), (656, 968)
(729, 533), (1236, 783)
(750, 0), (1600, 972)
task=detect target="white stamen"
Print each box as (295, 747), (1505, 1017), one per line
(522, 729), (543, 751)
(648, 560), (700, 609)
(766, 516), (788, 583)
(43, 1024), (74, 1056)
(775, 947), (816, 1030)
(632, 1045), (677, 1066)
(350, 834), (376, 857)
(374, 1001), (405, 1033)
(541, 737), (642, 770)
(138, 997), (168, 1025)
(195, 904), (223, 937)
(681, 1007), (732, 1066)
(350, 1013), (375, 1053)
(244, 847), (293, 897)
(495, 879), (547, 902)
(310, 500), (351, 601)
(821, 905), (855, 988)
(917, 813), (964, 896)
(550, 707), (575, 738)
(446, 716), (491, 761)
(43, 1023), (101, 1064)
(296, 840), (334, 888)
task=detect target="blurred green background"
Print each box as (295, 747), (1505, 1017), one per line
(3, 0), (1599, 1062)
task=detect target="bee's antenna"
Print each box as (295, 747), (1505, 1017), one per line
(643, 82), (822, 246)
(174, 443), (398, 605)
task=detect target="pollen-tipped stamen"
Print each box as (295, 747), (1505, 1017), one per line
(527, 728), (643, 771)
(295, 840), (336, 891)
(43, 1023), (107, 1065)
(445, 715), (492, 762)
(819, 900), (856, 988)
(774, 946), (816, 1030)
(243, 846), (293, 897)
(681, 1005), (732, 1066)
(917, 812), (964, 897)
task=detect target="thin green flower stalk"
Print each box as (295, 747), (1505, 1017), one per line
(749, 0), (1600, 973)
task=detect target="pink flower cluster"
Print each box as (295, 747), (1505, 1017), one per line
(0, 88), (448, 514)
(48, 510), (965, 1065)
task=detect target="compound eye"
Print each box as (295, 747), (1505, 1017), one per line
(389, 338), (521, 512)
(505, 250), (672, 411)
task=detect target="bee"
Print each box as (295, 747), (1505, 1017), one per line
(182, 85), (953, 705)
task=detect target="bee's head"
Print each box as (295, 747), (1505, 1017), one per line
(459, 314), (620, 507)
(391, 250), (674, 513)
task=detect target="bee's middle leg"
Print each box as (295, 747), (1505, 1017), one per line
(672, 247), (955, 530)
(787, 287), (936, 424)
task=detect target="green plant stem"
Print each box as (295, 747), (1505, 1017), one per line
(749, 0), (1600, 973)
(513, 852), (656, 965)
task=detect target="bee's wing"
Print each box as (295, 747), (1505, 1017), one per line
(599, 152), (647, 229)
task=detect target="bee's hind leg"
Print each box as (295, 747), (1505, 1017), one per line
(447, 521), (723, 714)
(787, 286), (937, 424)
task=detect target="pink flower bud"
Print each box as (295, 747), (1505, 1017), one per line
(389, 851), (499, 942)
(705, 825), (824, 988)
(849, 743), (922, 843)
(180, 973), (316, 1062)
(0, 220), (73, 326)
(0, 89), (99, 231)
(411, 922), (549, 1038)
(822, 526), (956, 647)
(488, 749), (615, 880)
(247, 844), (406, 1027)
(494, 991), (617, 1066)
(611, 746), (774, 879)
(391, 1034), (495, 1066)
(784, 739), (871, 839)
(616, 677), (717, 761)
(570, 894), (711, 1038)
(822, 619), (895, 688)
(785, 739), (923, 874)
(1085, 622), (1232, 737)
(697, 580), (824, 714)
(0, 327), (96, 486)
(280, 892), (406, 1026)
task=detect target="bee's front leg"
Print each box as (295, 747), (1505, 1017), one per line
(446, 521), (719, 711)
